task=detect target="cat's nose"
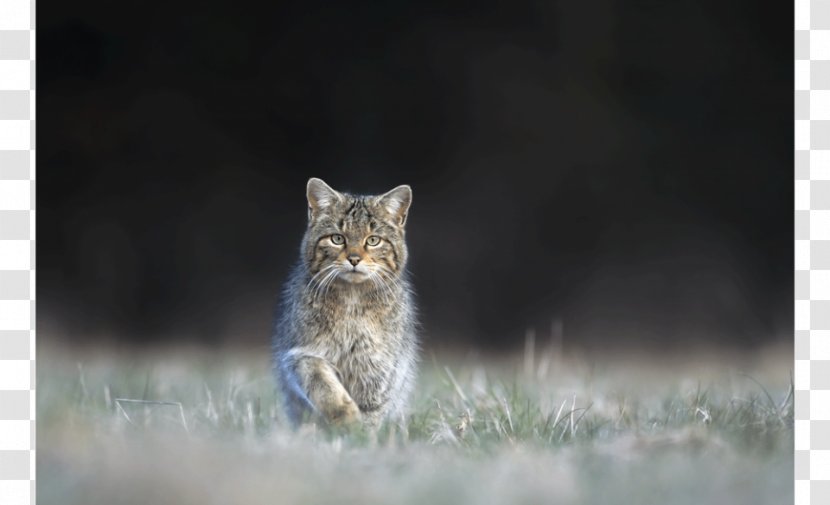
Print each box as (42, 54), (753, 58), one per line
(348, 255), (361, 266)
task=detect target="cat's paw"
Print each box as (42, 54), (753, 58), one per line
(323, 395), (362, 426)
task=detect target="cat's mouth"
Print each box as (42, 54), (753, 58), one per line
(338, 267), (370, 283)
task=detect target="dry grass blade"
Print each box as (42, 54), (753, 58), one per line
(501, 397), (514, 434)
(443, 366), (469, 405)
(114, 398), (190, 433)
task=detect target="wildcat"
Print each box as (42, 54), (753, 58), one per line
(272, 178), (418, 428)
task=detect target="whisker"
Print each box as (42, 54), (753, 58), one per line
(367, 272), (382, 303)
(309, 265), (339, 299)
(314, 270), (336, 299)
(375, 267), (400, 289)
(319, 265), (344, 299)
(305, 265), (337, 298)
(371, 268), (399, 304)
(319, 268), (340, 298)
(373, 272), (392, 304)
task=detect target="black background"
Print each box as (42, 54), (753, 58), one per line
(38, 1), (792, 353)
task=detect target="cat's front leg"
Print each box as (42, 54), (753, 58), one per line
(294, 355), (361, 426)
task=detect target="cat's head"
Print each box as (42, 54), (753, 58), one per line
(302, 178), (412, 285)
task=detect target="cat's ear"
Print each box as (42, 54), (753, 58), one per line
(306, 178), (342, 219)
(377, 184), (412, 226)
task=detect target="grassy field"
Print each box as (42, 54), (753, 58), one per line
(38, 343), (793, 505)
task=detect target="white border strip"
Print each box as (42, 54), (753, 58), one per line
(0, 1), (35, 504)
(0, 1), (818, 505)
(795, 0), (830, 504)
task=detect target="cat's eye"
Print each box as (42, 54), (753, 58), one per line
(366, 236), (381, 246)
(330, 234), (345, 245)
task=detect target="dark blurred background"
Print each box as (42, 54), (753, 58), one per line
(39, 1), (792, 353)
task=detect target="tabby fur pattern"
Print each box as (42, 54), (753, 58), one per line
(272, 178), (418, 428)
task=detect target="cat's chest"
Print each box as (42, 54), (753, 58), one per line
(321, 306), (391, 376)
(328, 297), (387, 343)
(309, 293), (393, 345)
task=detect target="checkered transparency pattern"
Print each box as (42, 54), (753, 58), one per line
(0, 0), (34, 504)
(0, 1), (818, 504)
(796, 1), (830, 504)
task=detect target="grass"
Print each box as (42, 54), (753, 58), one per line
(38, 343), (793, 505)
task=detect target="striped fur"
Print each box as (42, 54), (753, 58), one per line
(272, 178), (418, 428)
